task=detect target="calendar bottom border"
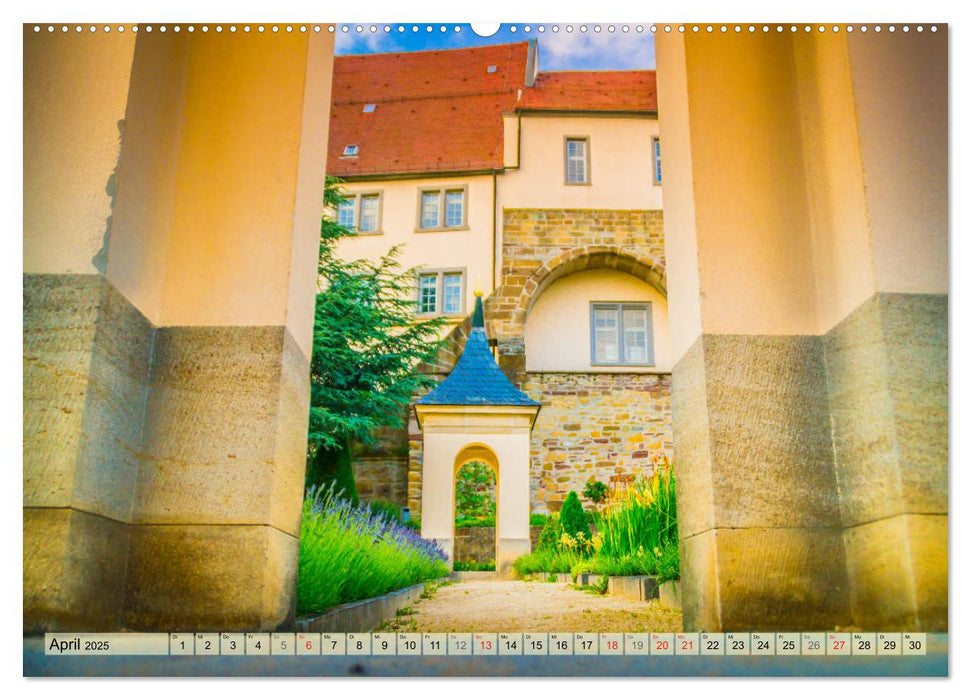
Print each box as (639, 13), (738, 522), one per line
(24, 634), (948, 678)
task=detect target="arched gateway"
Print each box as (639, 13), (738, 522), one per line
(414, 291), (541, 575)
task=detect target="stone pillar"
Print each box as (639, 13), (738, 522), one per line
(24, 26), (335, 632)
(656, 29), (947, 631)
(24, 27), (141, 633)
(831, 30), (948, 631)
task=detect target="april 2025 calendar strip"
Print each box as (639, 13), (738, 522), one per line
(45, 632), (927, 657)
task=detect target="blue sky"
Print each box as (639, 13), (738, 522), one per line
(334, 23), (656, 71)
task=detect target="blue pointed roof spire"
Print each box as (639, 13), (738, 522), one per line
(415, 289), (540, 408)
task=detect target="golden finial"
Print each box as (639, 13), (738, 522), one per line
(474, 284), (484, 297)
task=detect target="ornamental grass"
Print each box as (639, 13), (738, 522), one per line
(296, 484), (449, 617)
(595, 457), (678, 560)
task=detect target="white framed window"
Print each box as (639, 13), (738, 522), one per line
(335, 192), (382, 233)
(590, 302), (654, 366)
(342, 144), (359, 157)
(417, 269), (466, 316)
(652, 136), (662, 186)
(417, 187), (468, 230)
(565, 137), (590, 185)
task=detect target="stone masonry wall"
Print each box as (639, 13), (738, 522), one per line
(524, 372), (673, 513)
(488, 209), (666, 384)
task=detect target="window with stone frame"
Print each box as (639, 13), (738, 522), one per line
(590, 302), (654, 366)
(565, 137), (590, 185)
(418, 187), (467, 230)
(417, 269), (465, 315)
(336, 192), (382, 233)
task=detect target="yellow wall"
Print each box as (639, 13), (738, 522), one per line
(23, 29), (137, 274)
(107, 31), (334, 358)
(792, 35), (875, 334)
(658, 30), (948, 359)
(654, 36), (704, 363)
(333, 174), (496, 322)
(525, 269), (671, 373)
(500, 114), (662, 210)
(847, 30), (948, 298)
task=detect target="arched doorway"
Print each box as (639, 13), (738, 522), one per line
(453, 452), (499, 571)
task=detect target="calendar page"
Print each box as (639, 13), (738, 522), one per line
(22, 12), (949, 680)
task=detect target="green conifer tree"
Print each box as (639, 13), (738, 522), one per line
(559, 490), (591, 542)
(306, 177), (447, 500)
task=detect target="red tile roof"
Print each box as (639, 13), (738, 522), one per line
(327, 42), (657, 178)
(328, 43), (529, 177)
(518, 70), (657, 113)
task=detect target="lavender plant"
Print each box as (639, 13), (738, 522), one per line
(297, 484), (449, 616)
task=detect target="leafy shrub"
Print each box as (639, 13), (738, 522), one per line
(582, 480), (609, 505)
(559, 491), (591, 542)
(306, 441), (358, 506)
(512, 548), (575, 576)
(536, 512), (563, 552)
(297, 484), (449, 617)
(453, 560), (496, 572)
(455, 461), (496, 520)
(529, 512), (550, 527)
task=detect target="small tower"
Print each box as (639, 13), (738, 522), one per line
(415, 291), (540, 574)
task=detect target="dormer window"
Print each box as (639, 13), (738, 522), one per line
(362, 103), (376, 114)
(342, 144), (359, 157)
(486, 65), (497, 73)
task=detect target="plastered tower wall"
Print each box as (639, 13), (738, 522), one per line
(24, 27), (335, 631)
(656, 29), (947, 632)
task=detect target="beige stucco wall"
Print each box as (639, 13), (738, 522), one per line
(524, 269), (671, 372)
(23, 29), (137, 275)
(334, 174), (496, 327)
(500, 114), (662, 211)
(657, 30), (948, 357)
(416, 407), (536, 570)
(679, 35), (819, 342)
(655, 35), (704, 363)
(107, 32), (334, 358)
(847, 30), (948, 298)
(792, 34), (875, 335)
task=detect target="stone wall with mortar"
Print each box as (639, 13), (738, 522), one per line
(453, 526), (544, 563)
(525, 372), (673, 513)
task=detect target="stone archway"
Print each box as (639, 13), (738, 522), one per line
(488, 244), (667, 385)
(453, 447), (500, 567)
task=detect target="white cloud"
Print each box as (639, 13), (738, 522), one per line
(335, 25), (401, 54)
(536, 28), (655, 70)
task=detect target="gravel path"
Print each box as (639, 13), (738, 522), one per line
(379, 580), (682, 633)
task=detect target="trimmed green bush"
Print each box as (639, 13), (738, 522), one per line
(559, 491), (591, 542)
